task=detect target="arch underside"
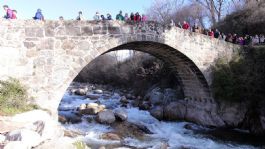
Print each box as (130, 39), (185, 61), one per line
(101, 41), (212, 100)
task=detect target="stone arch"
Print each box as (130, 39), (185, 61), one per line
(77, 41), (211, 101)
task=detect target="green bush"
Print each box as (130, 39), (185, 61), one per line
(212, 46), (265, 102)
(0, 78), (38, 115)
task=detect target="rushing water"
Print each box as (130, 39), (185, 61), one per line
(58, 84), (263, 149)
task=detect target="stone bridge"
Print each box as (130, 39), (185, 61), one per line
(0, 20), (240, 115)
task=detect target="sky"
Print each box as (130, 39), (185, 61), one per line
(0, 0), (153, 20)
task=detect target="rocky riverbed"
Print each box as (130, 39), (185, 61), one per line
(56, 82), (265, 149)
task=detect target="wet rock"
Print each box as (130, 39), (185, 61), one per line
(120, 96), (129, 104)
(163, 101), (186, 120)
(125, 94), (133, 99)
(114, 108), (128, 121)
(101, 132), (121, 141)
(150, 106), (164, 120)
(94, 89), (103, 94)
(79, 103), (105, 115)
(6, 129), (42, 147)
(58, 114), (82, 124)
(86, 93), (101, 100)
(74, 88), (88, 96)
(96, 110), (116, 124)
(149, 88), (163, 105)
(111, 122), (151, 139)
(139, 101), (151, 110)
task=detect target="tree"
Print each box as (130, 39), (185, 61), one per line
(192, 0), (228, 25)
(146, 0), (184, 24)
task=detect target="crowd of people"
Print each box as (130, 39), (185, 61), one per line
(171, 20), (265, 46)
(91, 11), (147, 22)
(2, 5), (264, 46)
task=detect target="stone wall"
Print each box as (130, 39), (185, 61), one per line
(0, 19), (240, 115)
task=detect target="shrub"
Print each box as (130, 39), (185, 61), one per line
(0, 78), (38, 115)
(212, 46), (265, 102)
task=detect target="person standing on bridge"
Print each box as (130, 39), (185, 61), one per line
(134, 12), (141, 21)
(3, 5), (13, 19)
(93, 12), (100, 21)
(11, 10), (17, 19)
(142, 14), (147, 22)
(33, 9), (44, 21)
(116, 11), (124, 21)
(130, 13), (135, 21)
(107, 13), (112, 20)
(182, 21), (190, 30)
(76, 11), (84, 21)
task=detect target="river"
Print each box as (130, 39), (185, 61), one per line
(58, 83), (264, 149)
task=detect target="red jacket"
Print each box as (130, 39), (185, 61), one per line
(182, 23), (190, 30)
(134, 15), (141, 21)
(208, 31), (214, 38)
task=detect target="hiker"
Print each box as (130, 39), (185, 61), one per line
(116, 11), (124, 21)
(59, 16), (64, 21)
(124, 13), (130, 21)
(182, 21), (190, 30)
(142, 14), (147, 22)
(130, 12), (134, 21)
(11, 10), (17, 19)
(134, 12), (141, 21)
(101, 15), (106, 20)
(107, 13), (112, 20)
(76, 11), (84, 20)
(93, 12), (100, 20)
(3, 5), (13, 19)
(33, 9), (44, 21)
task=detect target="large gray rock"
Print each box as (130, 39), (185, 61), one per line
(74, 88), (88, 96)
(35, 137), (76, 149)
(218, 101), (247, 127)
(86, 93), (101, 100)
(114, 108), (128, 121)
(6, 129), (42, 148)
(149, 88), (164, 105)
(96, 110), (116, 124)
(150, 106), (164, 120)
(4, 141), (28, 149)
(93, 89), (103, 94)
(163, 101), (225, 127)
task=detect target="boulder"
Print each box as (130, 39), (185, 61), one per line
(11, 110), (64, 141)
(79, 103), (105, 115)
(58, 114), (82, 124)
(96, 110), (116, 124)
(139, 101), (151, 110)
(86, 93), (101, 100)
(120, 96), (129, 104)
(149, 106), (164, 120)
(35, 137), (76, 149)
(6, 129), (42, 147)
(74, 88), (87, 96)
(101, 132), (121, 141)
(4, 141), (28, 149)
(0, 134), (5, 143)
(218, 101), (247, 127)
(114, 109), (128, 121)
(149, 89), (164, 105)
(93, 89), (103, 94)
